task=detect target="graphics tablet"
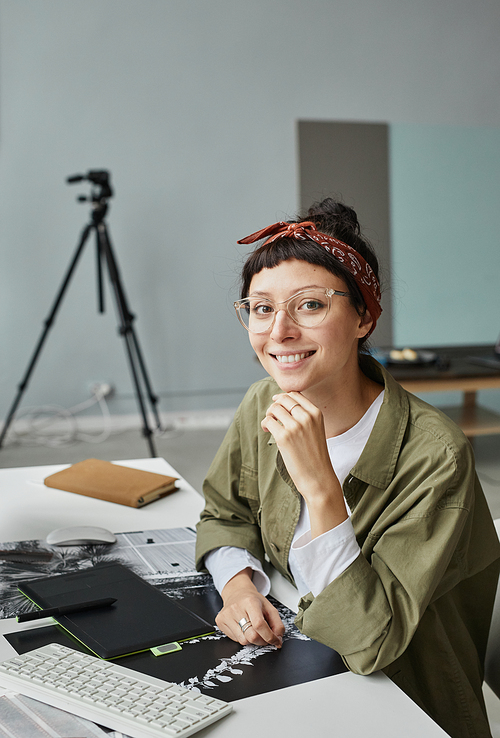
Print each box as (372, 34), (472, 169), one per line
(18, 562), (215, 659)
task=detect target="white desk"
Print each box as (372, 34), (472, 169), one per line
(0, 458), (448, 737)
(0, 458), (204, 542)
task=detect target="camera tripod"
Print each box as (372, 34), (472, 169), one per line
(0, 170), (161, 457)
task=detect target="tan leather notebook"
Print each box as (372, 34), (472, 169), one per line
(44, 459), (178, 508)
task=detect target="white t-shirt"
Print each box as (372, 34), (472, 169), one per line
(205, 391), (384, 598)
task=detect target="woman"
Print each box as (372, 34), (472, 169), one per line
(195, 199), (500, 738)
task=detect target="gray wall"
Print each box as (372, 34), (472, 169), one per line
(1, 0), (500, 418)
(298, 121), (393, 346)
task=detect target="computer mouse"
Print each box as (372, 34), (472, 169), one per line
(46, 526), (117, 546)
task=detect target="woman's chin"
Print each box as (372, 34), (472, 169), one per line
(271, 374), (308, 394)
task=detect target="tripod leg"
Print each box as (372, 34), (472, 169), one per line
(96, 233), (105, 313)
(125, 328), (162, 430)
(120, 327), (158, 457)
(125, 330), (162, 429)
(99, 232), (161, 430)
(97, 223), (159, 457)
(0, 223), (94, 449)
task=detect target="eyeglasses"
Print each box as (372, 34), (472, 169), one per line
(233, 287), (350, 334)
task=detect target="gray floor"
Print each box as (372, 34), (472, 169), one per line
(2, 426), (500, 732)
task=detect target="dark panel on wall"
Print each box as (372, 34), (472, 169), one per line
(298, 121), (393, 347)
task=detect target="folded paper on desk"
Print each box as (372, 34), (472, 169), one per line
(18, 562), (215, 659)
(44, 458), (178, 507)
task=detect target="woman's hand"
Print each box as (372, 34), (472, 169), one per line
(216, 569), (284, 648)
(261, 391), (348, 537)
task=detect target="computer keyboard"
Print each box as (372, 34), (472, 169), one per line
(0, 643), (233, 737)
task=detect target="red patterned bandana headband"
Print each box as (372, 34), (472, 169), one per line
(237, 220), (382, 333)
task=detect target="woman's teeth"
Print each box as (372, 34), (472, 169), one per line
(275, 352), (312, 364)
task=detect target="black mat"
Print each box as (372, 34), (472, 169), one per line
(5, 575), (347, 703)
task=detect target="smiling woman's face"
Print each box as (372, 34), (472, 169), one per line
(248, 259), (372, 398)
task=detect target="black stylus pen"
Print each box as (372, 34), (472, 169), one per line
(16, 597), (117, 622)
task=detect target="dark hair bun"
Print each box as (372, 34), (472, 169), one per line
(302, 198), (377, 279)
(305, 198), (361, 239)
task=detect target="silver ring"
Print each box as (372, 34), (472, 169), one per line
(238, 617), (252, 632)
(289, 403), (300, 413)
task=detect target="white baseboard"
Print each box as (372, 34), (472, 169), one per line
(157, 409), (235, 431)
(3, 408), (235, 436)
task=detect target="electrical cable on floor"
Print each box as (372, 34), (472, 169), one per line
(2, 380), (236, 451)
(3, 387), (114, 448)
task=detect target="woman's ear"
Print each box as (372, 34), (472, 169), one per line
(358, 310), (373, 339)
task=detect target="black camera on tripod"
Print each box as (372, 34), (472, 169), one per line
(67, 170), (113, 201)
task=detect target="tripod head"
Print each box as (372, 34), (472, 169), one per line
(66, 170), (113, 202)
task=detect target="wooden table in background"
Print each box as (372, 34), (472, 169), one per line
(385, 344), (500, 439)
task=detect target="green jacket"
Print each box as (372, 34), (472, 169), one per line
(196, 360), (500, 738)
